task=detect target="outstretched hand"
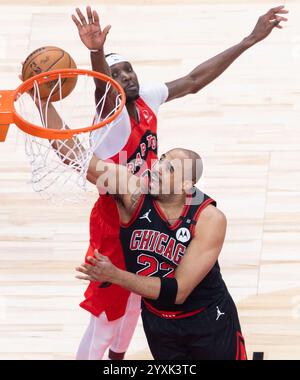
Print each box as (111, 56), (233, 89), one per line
(76, 250), (118, 283)
(249, 5), (289, 44)
(72, 6), (111, 51)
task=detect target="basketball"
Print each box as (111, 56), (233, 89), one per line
(22, 46), (78, 102)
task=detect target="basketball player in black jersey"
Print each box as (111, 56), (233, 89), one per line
(76, 148), (247, 360)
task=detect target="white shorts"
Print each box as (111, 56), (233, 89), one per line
(76, 292), (141, 360)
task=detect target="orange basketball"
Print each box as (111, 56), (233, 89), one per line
(22, 46), (77, 102)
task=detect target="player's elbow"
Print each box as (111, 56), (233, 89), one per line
(188, 72), (210, 94)
(185, 75), (198, 95)
(190, 83), (200, 94)
(175, 288), (190, 305)
(175, 297), (186, 305)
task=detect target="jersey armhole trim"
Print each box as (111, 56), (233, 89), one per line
(190, 198), (216, 238)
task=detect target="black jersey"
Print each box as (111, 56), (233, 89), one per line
(120, 188), (228, 316)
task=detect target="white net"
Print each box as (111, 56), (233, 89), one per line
(14, 72), (124, 203)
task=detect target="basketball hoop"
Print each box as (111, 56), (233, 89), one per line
(0, 69), (126, 202)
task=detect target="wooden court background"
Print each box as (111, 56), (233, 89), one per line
(0, 0), (299, 359)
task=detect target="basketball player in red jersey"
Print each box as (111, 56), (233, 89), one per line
(76, 148), (247, 360)
(71, 5), (288, 360)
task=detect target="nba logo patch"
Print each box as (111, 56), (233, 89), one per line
(176, 228), (191, 243)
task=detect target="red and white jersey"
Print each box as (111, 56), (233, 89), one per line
(92, 82), (168, 161)
(80, 82), (168, 320)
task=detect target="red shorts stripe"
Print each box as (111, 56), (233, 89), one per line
(236, 331), (247, 360)
(143, 299), (206, 320)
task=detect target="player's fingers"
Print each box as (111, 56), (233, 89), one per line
(86, 6), (93, 24)
(77, 269), (99, 281)
(103, 25), (111, 39)
(271, 20), (280, 28)
(268, 5), (286, 14)
(76, 266), (91, 275)
(76, 8), (87, 26)
(267, 11), (288, 22)
(88, 260), (99, 270)
(79, 262), (95, 270)
(275, 16), (288, 23)
(275, 9), (289, 14)
(92, 10), (102, 32)
(93, 10), (100, 28)
(93, 250), (103, 260)
(94, 249), (105, 259)
(87, 256), (98, 265)
(76, 275), (93, 281)
(82, 262), (95, 270)
(268, 10), (289, 20)
(94, 251), (108, 262)
(270, 16), (287, 28)
(71, 14), (81, 29)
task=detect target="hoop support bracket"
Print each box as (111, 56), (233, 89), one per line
(0, 90), (15, 141)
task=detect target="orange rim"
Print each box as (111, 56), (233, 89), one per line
(12, 68), (126, 140)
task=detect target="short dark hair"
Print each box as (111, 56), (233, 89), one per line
(169, 148), (203, 184)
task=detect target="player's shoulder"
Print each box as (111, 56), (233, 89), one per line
(139, 82), (168, 97)
(202, 204), (226, 223)
(196, 204), (227, 231)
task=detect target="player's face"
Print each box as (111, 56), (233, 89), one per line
(149, 153), (182, 196)
(110, 62), (140, 103)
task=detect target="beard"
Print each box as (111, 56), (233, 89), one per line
(125, 83), (140, 103)
(125, 92), (139, 103)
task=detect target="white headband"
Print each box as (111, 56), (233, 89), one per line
(106, 54), (129, 67)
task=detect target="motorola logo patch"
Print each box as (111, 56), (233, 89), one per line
(176, 228), (191, 243)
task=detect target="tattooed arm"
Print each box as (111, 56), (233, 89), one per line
(91, 157), (142, 221)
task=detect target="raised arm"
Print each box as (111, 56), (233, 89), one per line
(90, 156), (142, 214)
(72, 6), (117, 114)
(76, 205), (227, 305)
(166, 6), (288, 102)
